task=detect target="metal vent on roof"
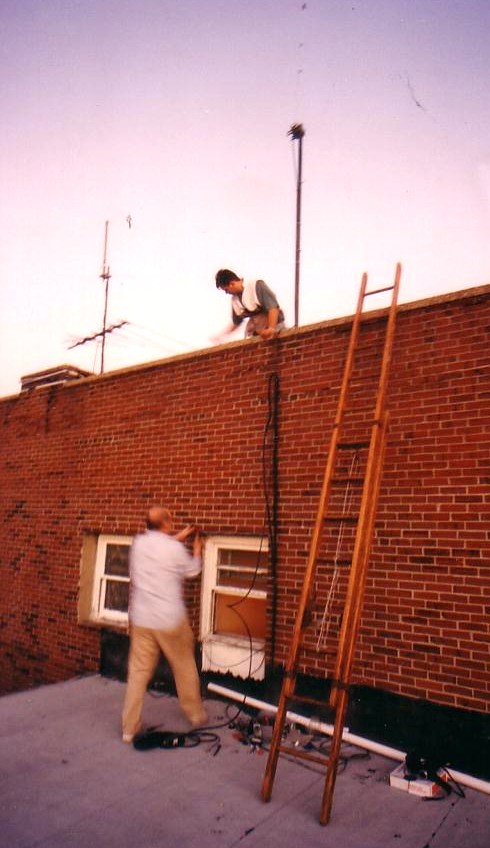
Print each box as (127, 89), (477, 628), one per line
(20, 365), (92, 391)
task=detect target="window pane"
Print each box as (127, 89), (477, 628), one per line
(213, 593), (266, 640)
(104, 579), (129, 612)
(217, 568), (268, 589)
(105, 544), (130, 577)
(217, 547), (268, 590)
(218, 549), (267, 568)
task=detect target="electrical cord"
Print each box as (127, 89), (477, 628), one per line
(262, 372), (280, 664)
(133, 727), (221, 754)
(134, 702), (257, 754)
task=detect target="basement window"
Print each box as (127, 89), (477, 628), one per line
(200, 536), (268, 680)
(91, 535), (131, 625)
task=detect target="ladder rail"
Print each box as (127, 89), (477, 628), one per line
(329, 413), (388, 707)
(331, 415), (389, 691)
(372, 262), (401, 423)
(329, 264), (400, 704)
(321, 413), (390, 824)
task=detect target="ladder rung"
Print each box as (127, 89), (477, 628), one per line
(286, 693), (335, 712)
(324, 514), (358, 523)
(331, 476), (364, 485)
(278, 745), (329, 767)
(337, 440), (370, 450)
(364, 284), (395, 296)
(317, 557), (352, 567)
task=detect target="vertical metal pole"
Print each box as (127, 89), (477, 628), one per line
(100, 220), (110, 374)
(289, 123), (305, 328)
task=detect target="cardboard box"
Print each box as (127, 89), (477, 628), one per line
(389, 763), (447, 798)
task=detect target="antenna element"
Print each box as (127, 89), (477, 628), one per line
(100, 220), (111, 374)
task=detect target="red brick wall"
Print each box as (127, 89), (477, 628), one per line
(1, 285), (489, 712)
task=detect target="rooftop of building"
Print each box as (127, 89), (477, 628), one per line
(1, 675), (488, 848)
(6, 281), (490, 401)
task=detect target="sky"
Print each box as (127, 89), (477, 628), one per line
(1, 0), (489, 396)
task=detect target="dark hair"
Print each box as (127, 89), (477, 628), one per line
(215, 269), (240, 289)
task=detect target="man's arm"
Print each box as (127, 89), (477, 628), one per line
(173, 524), (195, 542)
(192, 530), (204, 560)
(174, 526), (204, 577)
(260, 307), (279, 339)
(211, 302), (244, 343)
(182, 530), (203, 579)
(255, 280), (281, 339)
(210, 320), (240, 344)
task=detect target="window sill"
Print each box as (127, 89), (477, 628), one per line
(79, 616), (129, 634)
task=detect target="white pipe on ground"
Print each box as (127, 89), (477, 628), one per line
(207, 681), (490, 797)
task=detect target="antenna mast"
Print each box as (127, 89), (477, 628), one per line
(100, 220), (111, 374)
(288, 123), (305, 328)
(69, 219), (129, 368)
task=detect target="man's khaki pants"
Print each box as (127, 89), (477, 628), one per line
(122, 618), (206, 738)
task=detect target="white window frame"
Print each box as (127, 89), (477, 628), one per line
(200, 535), (268, 680)
(91, 534), (131, 624)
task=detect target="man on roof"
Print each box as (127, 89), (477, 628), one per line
(214, 269), (285, 341)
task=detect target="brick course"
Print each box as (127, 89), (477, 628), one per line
(1, 284), (489, 713)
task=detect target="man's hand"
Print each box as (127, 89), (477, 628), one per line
(193, 530), (204, 558)
(260, 327), (277, 340)
(174, 524), (195, 542)
(210, 322), (236, 344)
(260, 307), (279, 340)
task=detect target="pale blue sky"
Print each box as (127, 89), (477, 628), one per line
(1, 0), (489, 395)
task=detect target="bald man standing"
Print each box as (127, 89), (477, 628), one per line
(122, 507), (207, 743)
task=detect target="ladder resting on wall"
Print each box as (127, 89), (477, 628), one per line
(261, 263), (401, 825)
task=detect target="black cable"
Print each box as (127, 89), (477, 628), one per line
(134, 700), (259, 755)
(260, 372), (280, 667)
(133, 727), (221, 753)
(420, 766), (466, 802)
(439, 767), (465, 798)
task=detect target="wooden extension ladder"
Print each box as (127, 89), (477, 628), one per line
(261, 264), (401, 825)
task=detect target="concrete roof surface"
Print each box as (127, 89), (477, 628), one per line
(1, 675), (488, 848)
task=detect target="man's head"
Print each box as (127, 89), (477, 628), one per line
(146, 506), (172, 533)
(215, 269), (243, 295)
